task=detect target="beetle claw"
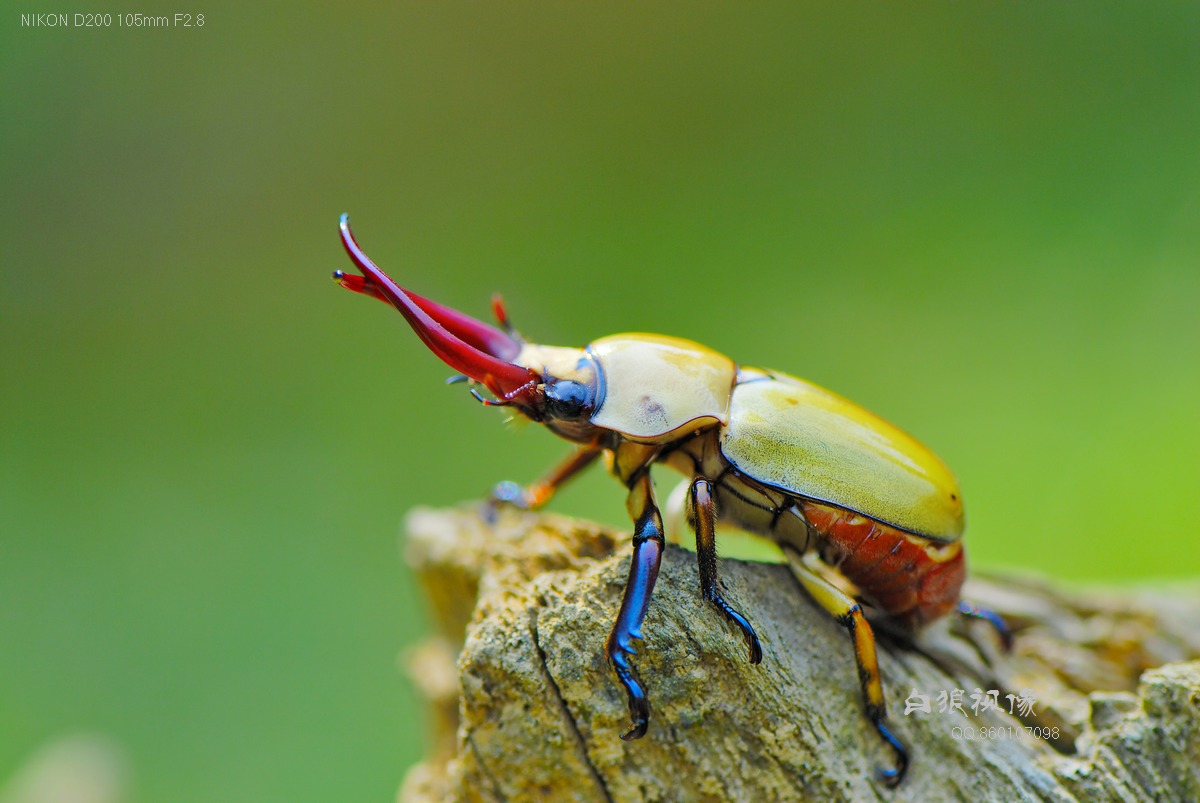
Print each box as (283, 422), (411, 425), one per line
(611, 649), (651, 741)
(620, 716), (649, 741)
(874, 720), (909, 787)
(709, 594), (762, 664)
(489, 480), (527, 507)
(482, 481), (528, 523)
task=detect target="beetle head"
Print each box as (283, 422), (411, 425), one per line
(333, 215), (601, 438)
(509, 341), (602, 442)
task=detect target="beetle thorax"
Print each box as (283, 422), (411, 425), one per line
(586, 334), (738, 443)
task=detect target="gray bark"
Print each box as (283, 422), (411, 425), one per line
(398, 506), (1200, 803)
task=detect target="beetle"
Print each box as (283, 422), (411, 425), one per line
(331, 214), (1008, 786)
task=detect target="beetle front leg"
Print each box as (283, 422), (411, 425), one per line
(486, 445), (602, 516)
(688, 478), (762, 664)
(606, 471), (665, 741)
(783, 546), (909, 787)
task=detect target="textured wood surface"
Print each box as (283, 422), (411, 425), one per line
(398, 506), (1200, 803)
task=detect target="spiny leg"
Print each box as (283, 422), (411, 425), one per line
(957, 600), (1013, 652)
(783, 546), (908, 787)
(486, 445), (602, 517)
(688, 478), (762, 664)
(605, 472), (665, 741)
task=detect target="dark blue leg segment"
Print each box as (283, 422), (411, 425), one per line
(957, 600), (1013, 652)
(874, 719), (909, 788)
(606, 474), (665, 741)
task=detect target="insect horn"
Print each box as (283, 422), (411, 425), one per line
(333, 214), (542, 410)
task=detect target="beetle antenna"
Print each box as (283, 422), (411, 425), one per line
(491, 294), (524, 344)
(445, 374), (470, 385)
(469, 387), (511, 407)
(468, 376), (542, 409)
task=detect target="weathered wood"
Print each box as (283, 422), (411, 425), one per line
(398, 506), (1200, 803)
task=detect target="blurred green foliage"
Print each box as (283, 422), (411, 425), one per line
(2, 3), (1199, 801)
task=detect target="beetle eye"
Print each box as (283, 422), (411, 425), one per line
(544, 379), (593, 421)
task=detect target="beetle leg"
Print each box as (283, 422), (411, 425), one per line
(606, 471), (665, 741)
(485, 446), (602, 517)
(688, 478), (763, 664)
(783, 546), (909, 787)
(490, 293), (524, 344)
(957, 600), (1013, 652)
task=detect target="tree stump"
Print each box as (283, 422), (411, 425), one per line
(398, 506), (1200, 802)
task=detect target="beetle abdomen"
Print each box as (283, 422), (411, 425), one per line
(803, 501), (965, 628)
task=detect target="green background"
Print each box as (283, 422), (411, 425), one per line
(3, 4), (1199, 801)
